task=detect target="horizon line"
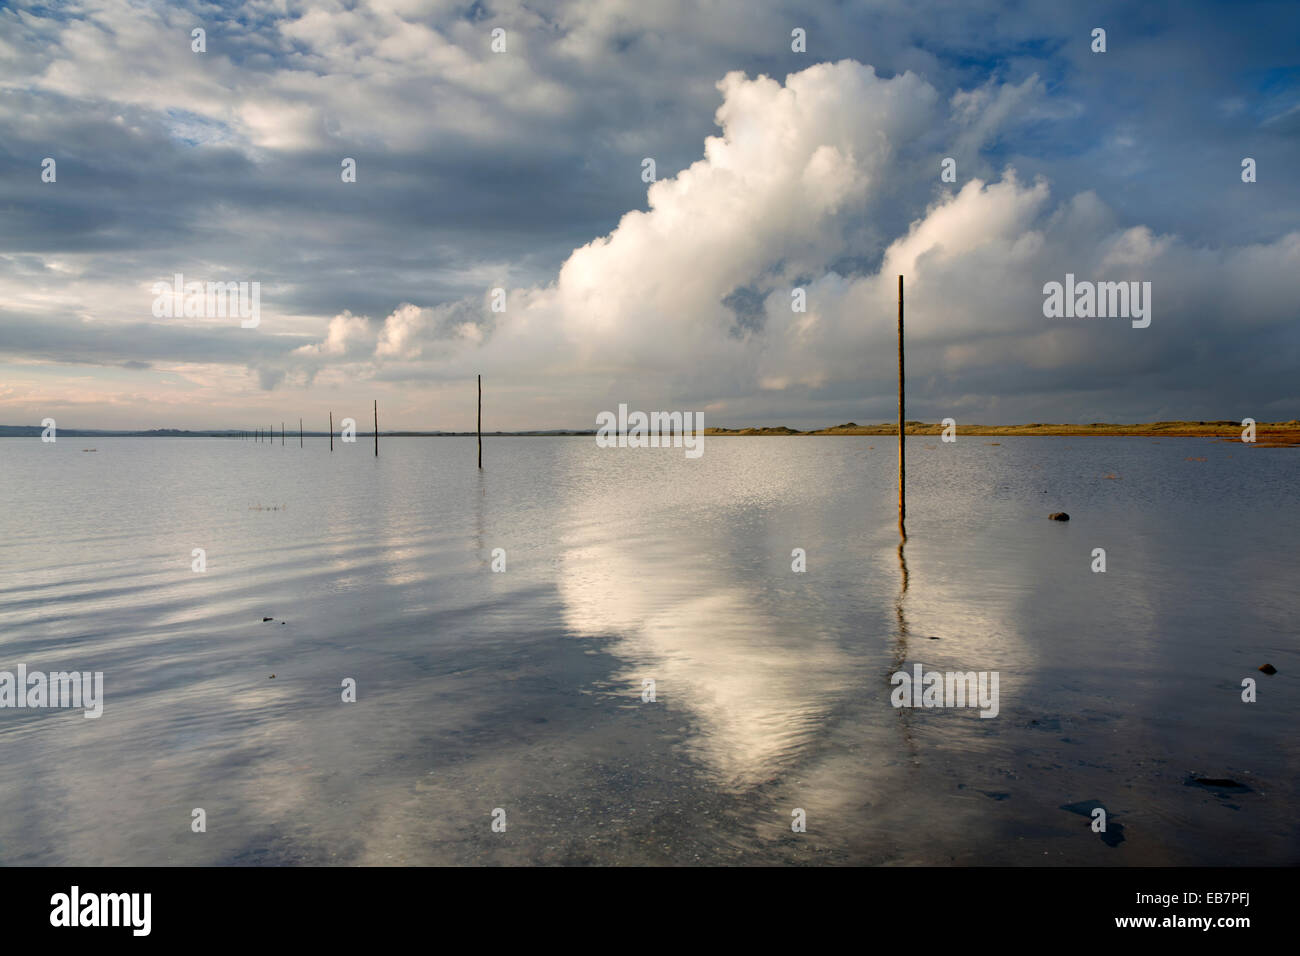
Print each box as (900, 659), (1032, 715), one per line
(3, 418), (1297, 438)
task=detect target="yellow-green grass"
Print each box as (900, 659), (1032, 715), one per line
(703, 421), (1300, 445)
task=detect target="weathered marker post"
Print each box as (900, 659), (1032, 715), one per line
(374, 400), (379, 457)
(897, 274), (906, 534)
(329, 412), (333, 452)
(299, 418), (303, 448)
(477, 374), (482, 469)
(281, 422), (284, 446)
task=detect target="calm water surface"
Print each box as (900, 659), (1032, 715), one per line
(0, 436), (1295, 865)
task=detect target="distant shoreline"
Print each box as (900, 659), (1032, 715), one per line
(704, 421), (1300, 446)
(3, 420), (1297, 444)
(708, 420), (1300, 439)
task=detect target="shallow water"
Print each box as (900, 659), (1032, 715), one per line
(0, 435), (1295, 865)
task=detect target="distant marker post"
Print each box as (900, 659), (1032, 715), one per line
(898, 274), (905, 535)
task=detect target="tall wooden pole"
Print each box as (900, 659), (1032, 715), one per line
(897, 274), (906, 530)
(281, 422), (284, 446)
(329, 412), (333, 452)
(374, 400), (378, 457)
(477, 374), (482, 469)
(299, 418), (303, 448)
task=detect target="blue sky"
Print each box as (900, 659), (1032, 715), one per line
(0, 0), (1296, 429)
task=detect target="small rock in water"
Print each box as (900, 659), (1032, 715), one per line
(262, 617), (273, 622)
(1049, 512), (1070, 521)
(1259, 663), (1277, 675)
(1059, 800), (1125, 847)
(1060, 799), (1103, 816)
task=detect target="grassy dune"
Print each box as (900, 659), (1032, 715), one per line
(704, 420), (1300, 445)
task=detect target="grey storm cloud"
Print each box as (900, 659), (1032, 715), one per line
(0, 309), (310, 367)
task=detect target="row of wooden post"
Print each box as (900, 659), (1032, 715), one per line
(237, 377), (485, 469)
(226, 282), (896, 506)
(231, 281), (895, 498)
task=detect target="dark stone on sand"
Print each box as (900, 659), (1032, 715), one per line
(1259, 663), (1277, 675)
(1049, 512), (1070, 521)
(1059, 800), (1125, 847)
(1098, 828), (1124, 847)
(262, 617), (273, 622)
(1187, 776), (1251, 792)
(1060, 799), (1104, 816)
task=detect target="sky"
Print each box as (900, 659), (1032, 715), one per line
(0, 0), (1297, 431)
